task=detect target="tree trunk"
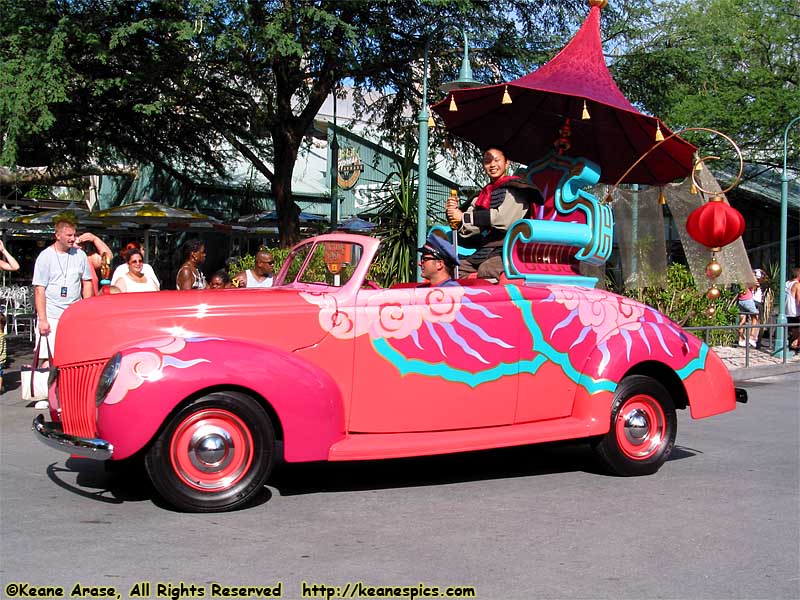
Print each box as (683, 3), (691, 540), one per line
(272, 132), (301, 248)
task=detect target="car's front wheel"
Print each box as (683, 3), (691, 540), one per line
(594, 375), (676, 476)
(145, 391), (275, 512)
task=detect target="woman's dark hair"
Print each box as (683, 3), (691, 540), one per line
(80, 240), (98, 256)
(124, 248), (144, 263)
(481, 145), (507, 158)
(182, 239), (204, 260)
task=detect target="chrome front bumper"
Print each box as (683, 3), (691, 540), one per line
(32, 415), (114, 460)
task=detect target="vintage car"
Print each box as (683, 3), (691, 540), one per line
(33, 157), (746, 512)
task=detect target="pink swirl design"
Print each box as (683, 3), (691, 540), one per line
(548, 284), (648, 346)
(131, 336), (186, 355)
(104, 350), (164, 405)
(301, 287), (465, 341)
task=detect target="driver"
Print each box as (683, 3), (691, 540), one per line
(418, 235), (460, 288)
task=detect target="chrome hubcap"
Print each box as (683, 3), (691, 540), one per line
(188, 425), (233, 473)
(624, 408), (650, 443)
(615, 394), (667, 460)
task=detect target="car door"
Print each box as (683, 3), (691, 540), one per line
(347, 283), (521, 433)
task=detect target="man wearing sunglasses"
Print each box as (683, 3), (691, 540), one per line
(418, 235), (460, 288)
(235, 248), (275, 288)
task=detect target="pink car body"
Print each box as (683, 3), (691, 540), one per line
(33, 156), (744, 512)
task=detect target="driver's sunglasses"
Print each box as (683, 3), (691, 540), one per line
(420, 255), (440, 263)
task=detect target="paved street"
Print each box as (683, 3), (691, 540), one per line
(0, 342), (798, 599)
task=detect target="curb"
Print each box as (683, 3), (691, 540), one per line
(729, 363), (800, 384)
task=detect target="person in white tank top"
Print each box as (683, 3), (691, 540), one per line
(112, 248), (160, 293)
(235, 249), (274, 288)
(785, 268), (800, 352)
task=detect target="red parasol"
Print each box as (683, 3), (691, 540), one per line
(431, 2), (696, 185)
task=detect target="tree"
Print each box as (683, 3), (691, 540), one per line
(610, 0), (800, 173)
(4, 0), (630, 245)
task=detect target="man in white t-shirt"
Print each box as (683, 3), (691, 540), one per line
(235, 249), (275, 288)
(32, 220), (93, 367)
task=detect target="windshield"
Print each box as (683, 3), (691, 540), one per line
(276, 240), (364, 288)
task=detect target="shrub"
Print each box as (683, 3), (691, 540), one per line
(621, 263), (738, 346)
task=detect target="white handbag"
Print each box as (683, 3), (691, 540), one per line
(21, 337), (52, 401)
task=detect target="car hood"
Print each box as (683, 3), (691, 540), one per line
(55, 287), (333, 366)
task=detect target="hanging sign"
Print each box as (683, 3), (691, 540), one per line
(337, 147), (363, 190)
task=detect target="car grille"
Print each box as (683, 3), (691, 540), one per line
(58, 360), (107, 438)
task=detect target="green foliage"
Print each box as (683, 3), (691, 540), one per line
(622, 263), (738, 345)
(372, 147), (420, 286)
(227, 246), (329, 283)
(611, 0), (800, 171)
(1, 0), (627, 245)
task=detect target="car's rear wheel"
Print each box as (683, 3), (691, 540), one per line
(145, 391), (275, 512)
(594, 375), (676, 476)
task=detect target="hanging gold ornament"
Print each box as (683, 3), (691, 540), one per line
(581, 100), (590, 120)
(706, 285), (721, 301)
(690, 181), (697, 195)
(427, 109), (435, 128)
(449, 94), (458, 112)
(655, 122), (665, 141)
(705, 257), (723, 279)
(502, 85), (512, 105)
(658, 187), (666, 205)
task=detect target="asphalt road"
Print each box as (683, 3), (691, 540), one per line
(1, 374), (797, 600)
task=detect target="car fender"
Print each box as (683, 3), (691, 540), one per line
(574, 334), (735, 422)
(96, 336), (345, 461)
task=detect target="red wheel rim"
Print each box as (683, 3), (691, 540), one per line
(614, 394), (666, 460)
(169, 409), (254, 492)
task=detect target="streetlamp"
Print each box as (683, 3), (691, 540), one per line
(416, 31), (482, 280)
(774, 115), (800, 357)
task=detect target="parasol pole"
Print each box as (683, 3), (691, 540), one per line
(447, 188), (460, 278)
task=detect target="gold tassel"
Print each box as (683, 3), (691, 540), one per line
(695, 160), (703, 171)
(502, 85), (512, 105)
(690, 181), (697, 195)
(655, 122), (664, 141)
(427, 109), (435, 128)
(581, 100), (590, 120)
(658, 188), (666, 205)
(449, 94), (458, 112)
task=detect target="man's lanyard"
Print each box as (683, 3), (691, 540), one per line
(55, 245), (71, 297)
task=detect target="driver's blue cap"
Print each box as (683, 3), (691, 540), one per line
(418, 234), (459, 266)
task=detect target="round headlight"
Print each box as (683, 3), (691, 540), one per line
(96, 353), (121, 407)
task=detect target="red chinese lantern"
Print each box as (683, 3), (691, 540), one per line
(685, 195), (745, 251)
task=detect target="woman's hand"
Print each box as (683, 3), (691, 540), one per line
(446, 200), (463, 226)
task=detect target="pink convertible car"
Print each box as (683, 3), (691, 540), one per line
(33, 158), (746, 512)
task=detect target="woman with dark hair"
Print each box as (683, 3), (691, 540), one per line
(112, 248), (160, 293)
(111, 241), (159, 288)
(446, 146), (542, 279)
(176, 240), (207, 290)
